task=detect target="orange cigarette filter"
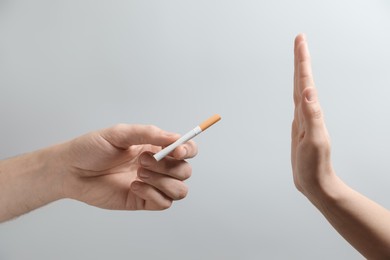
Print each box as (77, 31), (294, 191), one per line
(199, 114), (221, 131)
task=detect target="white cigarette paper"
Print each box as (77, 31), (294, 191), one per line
(153, 114), (221, 161)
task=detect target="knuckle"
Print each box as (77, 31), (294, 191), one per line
(180, 163), (192, 180)
(111, 123), (127, 132)
(142, 125), (162, 143)
(145, 124), (159, 134)
(299, 67), (311, 79)
(174, 184), (188, 200)
(134, 124), (158, 144)
(188, 141), (199, 157)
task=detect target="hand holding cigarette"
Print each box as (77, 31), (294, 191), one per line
(153, 114), (221, 161)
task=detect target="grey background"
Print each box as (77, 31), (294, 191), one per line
(0, 0), (389, 259)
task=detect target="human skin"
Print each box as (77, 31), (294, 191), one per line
(0, 124), (197, 222)
(291, 34), (390, 259)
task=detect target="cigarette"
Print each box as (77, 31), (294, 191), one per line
(153, 114), (221, 161)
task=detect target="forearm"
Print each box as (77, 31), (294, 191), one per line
(0, 145), (65, 222)
(307, 174), (390, 259)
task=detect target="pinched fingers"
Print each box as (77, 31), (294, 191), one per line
(134, 152), (192, 204)
(130, 181), (173, 210)
(137, 168), (189, 201)
(138, 152), (192, 181)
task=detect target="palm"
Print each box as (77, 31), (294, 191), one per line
(291, 34), (333, 195)
(65, 131), (159, 210)
(292, 126), (316, 191)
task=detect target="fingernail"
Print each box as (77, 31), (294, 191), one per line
(180, 146), (188, 158)
(140, 153), (154, 167)
(138, 169), (150, 179)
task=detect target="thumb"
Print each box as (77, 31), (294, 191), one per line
(301, 87), (326, 135)
(100, 124), (179, 149)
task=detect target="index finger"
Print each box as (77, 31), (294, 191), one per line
(100, 124), (180, 150)
(296, 35), (315, 95)
(294, 34), (305, 106)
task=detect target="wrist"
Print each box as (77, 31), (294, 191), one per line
(302, 171), (349, 211)
(38, 144), (68, 201)
(0, 144), (67, 221)
(16, 144), (67, 205)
